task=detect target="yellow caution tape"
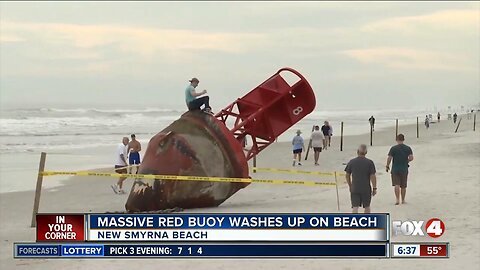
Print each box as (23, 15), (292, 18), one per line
(251, 167), (346, 177)
(40, 171), (337, 187)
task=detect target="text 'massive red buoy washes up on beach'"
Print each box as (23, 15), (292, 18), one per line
(125, 68), (316, 212)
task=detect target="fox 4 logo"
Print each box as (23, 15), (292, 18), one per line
(392, 218), (445, 238)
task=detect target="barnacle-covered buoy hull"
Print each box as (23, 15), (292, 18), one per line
(125, 111), (249, 212)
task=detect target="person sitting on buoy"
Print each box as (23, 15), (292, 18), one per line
(185, 77), (213, 114)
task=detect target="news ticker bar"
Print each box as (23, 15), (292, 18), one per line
(14, 243), (389, 258)
(37, 214), (389, 242)
(15, 243), (450, 258)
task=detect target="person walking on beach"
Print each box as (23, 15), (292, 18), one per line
(345, 144), (377, 214)
(424, 115), (430, 129)
(310, 126), (324, 166)
(321, 121), (331, 149)
(292, 130), (305, 166)
(112, 137), (129, 194)
(453, 113), (458, 123)
(386, 134), (414, 205)
(185, 77), (212, 114)
(127, 134), (142, 174)
(437, 112), (441, 122)
(328, 123), (333, 147)
(369, 116), (375, 131)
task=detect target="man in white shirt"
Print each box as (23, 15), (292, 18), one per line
(112, 137), (129, 194)
(310, 125), (325, 166)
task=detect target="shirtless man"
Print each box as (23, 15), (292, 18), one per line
(127, 134), (142, 174)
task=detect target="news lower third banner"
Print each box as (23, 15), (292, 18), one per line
(14, 243), (389, 258)
(36, 213), (389, 242)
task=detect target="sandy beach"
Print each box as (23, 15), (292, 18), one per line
(1, 114), (479, 269)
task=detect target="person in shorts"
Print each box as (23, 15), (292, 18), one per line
(321, 121), (331, 149)
(112, 137), (129, 194)
(310, 125), (324, 166)
(127, 134), (142, 174)
(386, 134), (414, 205)
(345, 144), (377, 213)
(292, 130), (304, 166)
(328, 123), (333, 147)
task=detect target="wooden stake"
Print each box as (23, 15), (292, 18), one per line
(304, 125), (315, 160)
(335, 172), (340, 211)
(474, 113), (476, 131)
(416, 117), (419, 138)
(455, 118), (462, 133)
(370, 123), (373, 146)
(395, 119), (398, 139)
(340, 122), (344, 151)
(31, 152), (47, 227)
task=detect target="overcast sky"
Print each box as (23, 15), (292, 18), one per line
(0, 1), (478, 110)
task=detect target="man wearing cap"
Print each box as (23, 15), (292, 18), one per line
(292, 130), (305, 166)
(386, 134), (414, 205)
(185, 77), (212, 114)
(345, 144), (377, 213)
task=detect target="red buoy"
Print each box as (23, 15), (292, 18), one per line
(125, 68), (315, 212)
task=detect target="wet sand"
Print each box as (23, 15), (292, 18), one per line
(1, 114), (479, 269)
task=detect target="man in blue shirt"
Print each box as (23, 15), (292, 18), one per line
(185, 77), (212, 114)
(292, 130), (305, 166)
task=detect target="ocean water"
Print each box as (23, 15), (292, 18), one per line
(0, 106), (449, 193)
